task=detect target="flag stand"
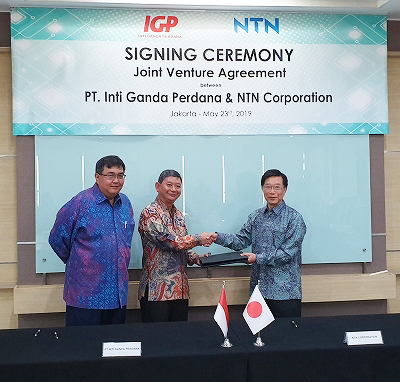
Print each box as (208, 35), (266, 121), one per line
(214, 280), (232, 348)
(253, 332), (265, 347)
(221, 337), (233, 348)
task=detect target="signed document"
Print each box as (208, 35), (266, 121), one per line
(199, 251), (247, 267)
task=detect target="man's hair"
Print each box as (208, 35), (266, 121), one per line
(261, 169), (288, 188)
(158, 169), (182, 184)
(95, 155), (125, 174)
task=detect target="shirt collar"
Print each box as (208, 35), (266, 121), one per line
(265, 200), (286, 215)
(92, 183), (121, 205)
(155, 195), (177, 215)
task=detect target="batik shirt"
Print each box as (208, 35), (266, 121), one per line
(216, 200), (306, 300)
(138, 196), (201, 302)
(48, 183), (135, 309)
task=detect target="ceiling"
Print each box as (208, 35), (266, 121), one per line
(1, 0), (400, 19)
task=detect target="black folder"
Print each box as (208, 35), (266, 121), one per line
(199, 251), (247, 267)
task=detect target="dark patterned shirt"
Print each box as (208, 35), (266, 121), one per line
(138, 196), (201, 302)
(48, 183), (135, 309)
(216, 200), (306, 300)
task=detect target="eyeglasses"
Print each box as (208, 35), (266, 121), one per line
(263, 185), (284, 191)
(98, 173), (126, 180)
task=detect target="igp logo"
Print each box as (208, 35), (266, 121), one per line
(144, 16), (179, 32)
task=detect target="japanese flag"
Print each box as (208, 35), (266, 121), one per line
(214, 285), (229, 337)
(243, 284), (274, 335)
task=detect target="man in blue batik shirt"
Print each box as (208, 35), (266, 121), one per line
(49, 155), (135, 326)
(211, 169), (306, 318)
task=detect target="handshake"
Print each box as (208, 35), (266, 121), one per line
(199, 232), (218, 247)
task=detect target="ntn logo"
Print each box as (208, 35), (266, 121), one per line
(234, 18), (279, 33)
(144, 15), (178, 32)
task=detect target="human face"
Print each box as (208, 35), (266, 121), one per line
(95, 165), (125, 201)
(262, 176), (286, 210)
(155, 176), (182, 208)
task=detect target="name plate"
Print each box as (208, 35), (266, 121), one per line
(344, 331), (383, 346)
(102, 341), (142, 357)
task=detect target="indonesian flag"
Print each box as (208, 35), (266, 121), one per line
(243, 284), (274, 335)
(214, 285), (229, 337)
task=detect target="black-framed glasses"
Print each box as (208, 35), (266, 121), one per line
(98, 173), (126, 180)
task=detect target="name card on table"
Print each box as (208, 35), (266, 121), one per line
(344, 331), (383, 346)
(102, 342), (142, 357)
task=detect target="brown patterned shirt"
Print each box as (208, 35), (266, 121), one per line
(138, 196), (201, 301)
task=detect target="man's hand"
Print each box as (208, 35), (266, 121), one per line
(209, 232), (218, 242)
(241, 252), (256, 264)
(200, 232), (217, 247)
(190, 251), (210, 265)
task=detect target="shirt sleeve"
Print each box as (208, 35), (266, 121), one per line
(139, 208), (201, 252)
(48, 201), (79, 264)
(215, 214), (253, 250)
(256, 213), (306, 266)
(123, 198), (135, 249)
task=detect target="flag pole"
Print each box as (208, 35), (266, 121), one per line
(220, 281), (233, 348)
(253, 331), (265, 347)
(243, 280), (274, 346)
(253, 281), (265, 347)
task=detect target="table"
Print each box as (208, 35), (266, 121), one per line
(0, 321), (247, 382)
(1, 315), (400, 382)
(230, 314), (400, 382)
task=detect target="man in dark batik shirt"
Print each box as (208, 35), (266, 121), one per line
(212, 169), (306, 318)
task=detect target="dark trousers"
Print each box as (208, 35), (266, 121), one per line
(66, 305), (127, 326)
(140, 285), (188, 323)
(264, 299), (301, 318)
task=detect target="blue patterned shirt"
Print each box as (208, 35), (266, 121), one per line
(216, 200), (306, 300)
(48, 183), (135, 309)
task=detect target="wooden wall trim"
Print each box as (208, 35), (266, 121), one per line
(302, 273), (395, 303)
(387, 252), (400, 274)
(0, 263), (17, 286)
(0, 283), (17, 289)
(0, 289), (17, 329)
(14, 273), (396, 315)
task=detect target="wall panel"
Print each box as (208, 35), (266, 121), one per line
(385, 54), (400, 313)
(0, 48), (18, 329)
(0, 50), (16, 265)
(385, 55), (400, 152)
(385, 151), (400, 250)
(14, 273), (395, 315)
(0, 156), (17, 264)
(0, 264), (17, 285)
(0, 289), (17, 329)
